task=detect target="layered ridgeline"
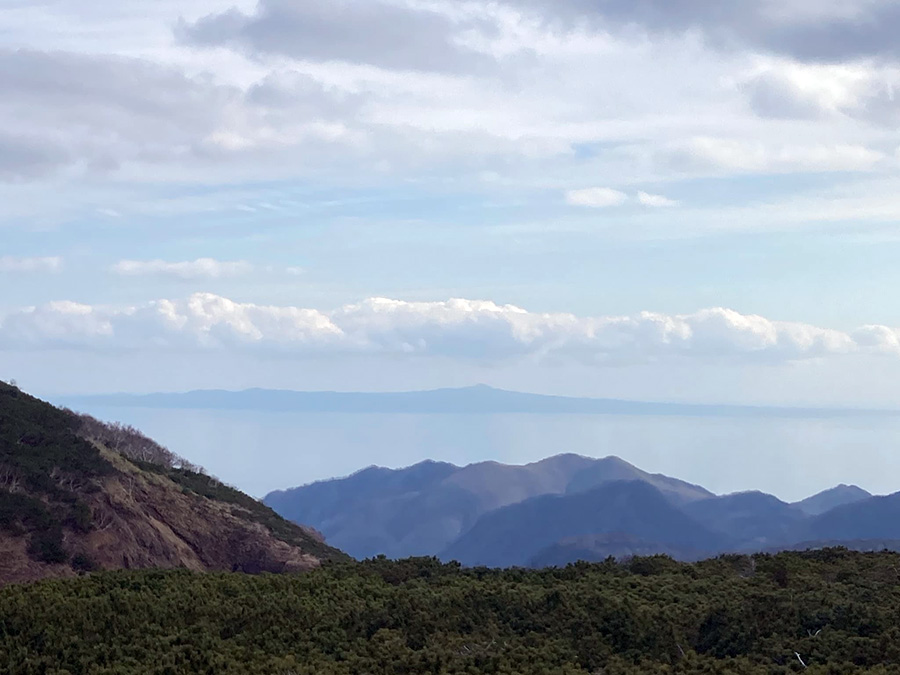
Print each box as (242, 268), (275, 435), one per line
(264, 454), (713, 560)
(265, 455), (881, 567)
(0, 382), (344, 585)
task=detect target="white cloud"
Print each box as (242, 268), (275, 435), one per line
(565, 187), (628, 208)
(2, 293), (895, 366)
(0, 256), (62, 273)
(565, 189), (678, 208)
(663, 137), (885, 174)
(637, 191), (678, 207)
(111, 258), (253, 280)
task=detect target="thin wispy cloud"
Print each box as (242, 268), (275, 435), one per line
(637, 192), (678, 208)
(0, 256), (62, 273)
(111, 259), (253, 280)
(566, 189), (679, 208)
(565, 188), (628, 208)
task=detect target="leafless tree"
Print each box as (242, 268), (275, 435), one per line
(0, 465), (22, 493)
(67, 410), (207, 475)
(49, 467), (84, 492)
(94, 508), (115, 532)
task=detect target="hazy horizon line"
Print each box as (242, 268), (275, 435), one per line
(56, 384), (900, 418)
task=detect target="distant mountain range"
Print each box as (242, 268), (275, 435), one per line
(263, 454), (881, 567)
(59, 384), (899, 418)
(263, 454), (714, 560)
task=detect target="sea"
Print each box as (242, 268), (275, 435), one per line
(70, 406), (900, 503)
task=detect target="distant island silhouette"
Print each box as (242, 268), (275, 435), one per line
(60, 384), (899, 418)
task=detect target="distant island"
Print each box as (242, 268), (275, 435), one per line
(58, 384), (899, 418)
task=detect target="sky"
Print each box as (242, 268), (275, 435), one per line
(4, 0), (900, 406)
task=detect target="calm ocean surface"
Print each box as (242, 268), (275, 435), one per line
(74, 406), (900, 502)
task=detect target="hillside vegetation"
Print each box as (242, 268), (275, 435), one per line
(0, 381), (344, 584)
(3, 549), (900, 673)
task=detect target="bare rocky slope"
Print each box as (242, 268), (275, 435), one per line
(0, 382), (345, 586)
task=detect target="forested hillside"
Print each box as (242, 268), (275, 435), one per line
(0, 381), (344, 585)
(3, 549), (900, 673)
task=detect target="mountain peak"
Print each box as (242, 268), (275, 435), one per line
(795, 484), (873, 516)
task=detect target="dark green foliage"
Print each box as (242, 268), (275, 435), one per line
(66, 500), (93, 533)
(625, 553), (683, 577)
(0, 491), (53, 534)
(3, 550), (900, 673)
(0, 382), (113, 564)
(0, 382), (113, 490)
(70, 552), (99, 573)
(26, 526), (67, 564)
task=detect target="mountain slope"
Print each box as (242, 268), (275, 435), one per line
(0, 382), (345, 585)
(440, 480), (724, 568)
(682, 491), (808, 549)
(565, 455), (713, 504)
(264, 454), (711, 560)
(793, 484), (872, 516)
(265, 454), (600, 559)
(264, 460), (465, 559)
(800, 493), (900, 541)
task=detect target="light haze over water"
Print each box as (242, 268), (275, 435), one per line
(71, 406), (898, 503)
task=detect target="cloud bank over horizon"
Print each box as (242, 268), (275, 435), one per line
(2, 293), (897, 367)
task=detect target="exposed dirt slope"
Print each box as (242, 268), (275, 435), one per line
(0, 382), (345, 585)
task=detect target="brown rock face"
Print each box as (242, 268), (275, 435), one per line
(82, 467), (322, 574)
(0, 382), (345, 586)
(0, 457), (335, 586)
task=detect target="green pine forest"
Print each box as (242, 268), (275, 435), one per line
(4, 549), (900, 674)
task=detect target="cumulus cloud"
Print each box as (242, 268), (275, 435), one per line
(565, 187), (628, 208)
(1, 293), (895, 366)
(739, 60), (900, 126)
(0, 256), (63, 273)
(111, 258), (253, 280)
